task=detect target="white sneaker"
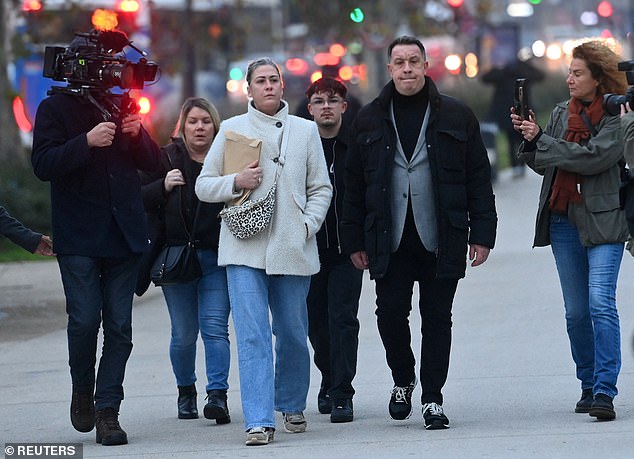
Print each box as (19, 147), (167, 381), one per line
(282, 412), (307, 433)
(245, 426), (274, 446)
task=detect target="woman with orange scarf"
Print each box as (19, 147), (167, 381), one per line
(511, 41), (628, 421)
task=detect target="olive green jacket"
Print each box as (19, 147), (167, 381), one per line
(621, 110), (634, 167)
(519, 100), (628, 247)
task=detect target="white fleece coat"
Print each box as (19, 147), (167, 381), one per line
(195, 101), (332, 275)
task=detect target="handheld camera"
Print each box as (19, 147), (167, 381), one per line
(513, 78), (529, 120)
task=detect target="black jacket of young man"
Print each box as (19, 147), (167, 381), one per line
(316, 121), (352, 260)
(341, 77), (497, 280)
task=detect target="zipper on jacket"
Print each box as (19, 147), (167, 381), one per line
(331, 140), (343, 254)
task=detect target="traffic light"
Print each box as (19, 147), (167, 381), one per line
(349, 7), (365, 23)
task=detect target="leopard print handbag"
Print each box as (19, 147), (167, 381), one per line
(219, 182), (276, 239)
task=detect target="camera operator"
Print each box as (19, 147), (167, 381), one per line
(31, 33), (161, 446)
(511, 41), (627, 421)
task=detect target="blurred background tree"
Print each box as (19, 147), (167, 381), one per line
(0, 0), (22, 164)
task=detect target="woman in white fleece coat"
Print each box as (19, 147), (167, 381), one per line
(195, 57), (332, 446)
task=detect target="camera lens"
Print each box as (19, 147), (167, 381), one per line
(603, 94), (627, 116)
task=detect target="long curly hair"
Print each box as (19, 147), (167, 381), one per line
(572, 41), (628, 96)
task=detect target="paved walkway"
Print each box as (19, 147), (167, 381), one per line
(1, 171), (633, 458)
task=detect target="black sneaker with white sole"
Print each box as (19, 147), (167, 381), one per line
(388, 378), (416, 420)
(422, 402), (449, 430)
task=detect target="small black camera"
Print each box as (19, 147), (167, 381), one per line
(513, 78), (529, 120)
(43, 29), (158, 90)
(603, 60), (634, 116)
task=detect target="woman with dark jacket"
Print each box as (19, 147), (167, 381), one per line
(513, 41), (628, 421)
(140, 97), (231, 424)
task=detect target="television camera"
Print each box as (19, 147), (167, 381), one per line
(42, 28), (159, 122)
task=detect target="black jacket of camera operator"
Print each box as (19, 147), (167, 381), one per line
(31, 92), (161, 257)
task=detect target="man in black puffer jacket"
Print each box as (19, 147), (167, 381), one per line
(342, 36), (497, 430)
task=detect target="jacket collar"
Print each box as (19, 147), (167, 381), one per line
(247, 99), (289, 123)
(334, 118), (352, 147)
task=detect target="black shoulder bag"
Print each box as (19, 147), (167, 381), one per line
(150, 155), (202, 286)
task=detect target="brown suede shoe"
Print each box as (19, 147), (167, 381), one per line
(70, 388), (94, 433)
(95, 408), (128, 445)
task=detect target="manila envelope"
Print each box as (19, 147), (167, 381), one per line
(223, 130), (263, 206)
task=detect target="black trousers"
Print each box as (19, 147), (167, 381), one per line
(375, 221), (458, 405)
(307, 253), (363, 400)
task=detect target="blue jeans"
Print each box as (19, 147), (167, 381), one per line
(161, 249), (230, 392)
(550, 215), (622, 398)
(57, 254), (140, 411)
(226, 265), (310, 431)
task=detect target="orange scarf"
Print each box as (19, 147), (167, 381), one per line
(548, 96), (604, 213)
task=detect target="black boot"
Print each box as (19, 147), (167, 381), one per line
(70, 386), (95, 432)
(575, 388), (593, 413)
(204, 389), (231, 424)
(177, 384), (198, 419)
(95, 407), (128, 446)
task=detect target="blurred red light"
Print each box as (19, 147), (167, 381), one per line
(330, 43), (347, 58)
(338, 66), (354, 81)
(313, 53), (340, 67)
(12, 96), (32, 132)
(117, 0), (140, 13)
(22, 0), (42, 11)
(597, 1), (613, 17)
(447, 0), (464, 7)
(92, 9), (119, 31)
(285, 58), (309, 75)
(138, 96), (151, 115)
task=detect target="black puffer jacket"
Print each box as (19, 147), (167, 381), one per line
(341, 78), (497, 279)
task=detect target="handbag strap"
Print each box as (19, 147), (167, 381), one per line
(166, 149), (200, 246)
(579, 109), (598, 137)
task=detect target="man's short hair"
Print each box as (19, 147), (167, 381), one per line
(305, 77), (347, 100)
(387, 36), (426, 61)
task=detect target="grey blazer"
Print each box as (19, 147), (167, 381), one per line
(389, 103), (438, 252)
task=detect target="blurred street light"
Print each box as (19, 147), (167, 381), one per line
(507, 1), (533, 18)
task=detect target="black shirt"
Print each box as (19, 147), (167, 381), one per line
(393, 85), (429, 161)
